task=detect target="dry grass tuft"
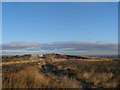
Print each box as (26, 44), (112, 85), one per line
(2, 66), (50, 88)
(58, 76), (81, 88)
(3, 66), (81, 88)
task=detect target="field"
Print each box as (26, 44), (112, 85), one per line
(1, 53), (120, 88)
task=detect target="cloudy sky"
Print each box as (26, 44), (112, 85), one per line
(1, 41), (118, 56)
(1, 2), (118, 56)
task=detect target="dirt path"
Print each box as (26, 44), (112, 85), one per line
(1, 59), (45, 66)
(1, 58), (113, 67)
(39, 63), (88, 89)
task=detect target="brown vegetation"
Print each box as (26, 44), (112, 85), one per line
(2, 54), (120, 88)
(2, 54), (32, 62)
(2, 66), (81, 88)
(53, 60), (120, 88)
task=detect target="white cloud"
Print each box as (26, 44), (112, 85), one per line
(2, 42), (44, 50)
(1, 41), (118, 56)
(3, 42), (42, 47)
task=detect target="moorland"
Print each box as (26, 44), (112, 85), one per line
(1, 53), (120, 88)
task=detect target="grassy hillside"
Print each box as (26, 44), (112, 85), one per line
(2, 54), (120, 88)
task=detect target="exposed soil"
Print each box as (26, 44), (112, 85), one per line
(39, 63), (88, 89)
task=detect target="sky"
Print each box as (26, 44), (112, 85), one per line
(2, 2), (118, 44)
(1, 2), (118, 56)
(2, 0), (120, 2)
(0, 2), (2, 44)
